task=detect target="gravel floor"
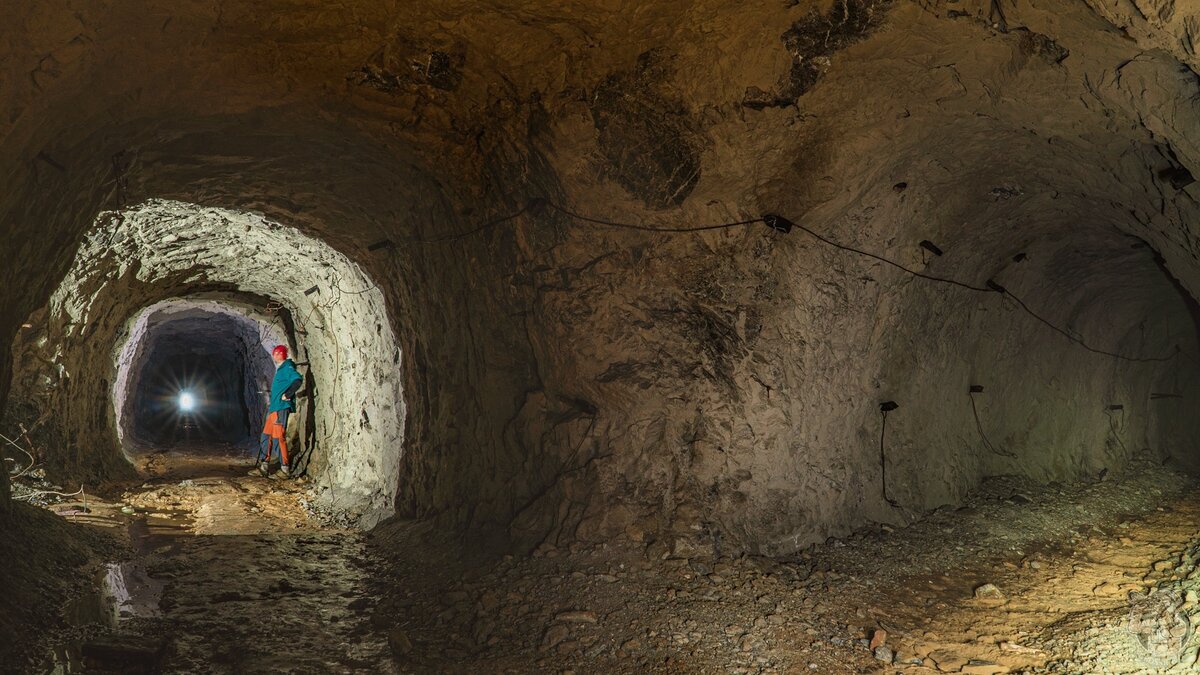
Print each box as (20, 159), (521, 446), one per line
(8, 450), (1200, 674)
(368, 456), (1200, 674)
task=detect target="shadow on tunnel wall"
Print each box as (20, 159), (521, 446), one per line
(288, 368), (319, 478)
(1148, 246), (1200, 472)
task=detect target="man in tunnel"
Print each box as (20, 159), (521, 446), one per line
(252, 345), (303, 478)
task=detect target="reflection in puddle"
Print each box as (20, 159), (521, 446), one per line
(38, 472), (393, 673)
(108, 559), (164, 620)
(40, 514), (174, 673)
(44, 563), (121, 674)
(63, 565), (118, 631)
(42, 644), (83, 675)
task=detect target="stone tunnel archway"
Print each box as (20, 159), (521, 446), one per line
(18, 199), (406, 525)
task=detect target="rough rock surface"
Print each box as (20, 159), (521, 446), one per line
(4, 0), (1200, 556)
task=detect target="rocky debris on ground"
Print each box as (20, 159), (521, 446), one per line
(360, 462), (1200, 673)
(1033, 528), (1200, 673)
(11, 454), (1200, 673)
(973, 583), (1005, 600)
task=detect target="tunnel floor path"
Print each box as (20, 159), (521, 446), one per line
(24, 453), (1200, 673)
(43, 445), (397, 674)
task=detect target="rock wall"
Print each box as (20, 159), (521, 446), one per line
(3, 0), (1200, 554)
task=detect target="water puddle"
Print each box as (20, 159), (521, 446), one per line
(42, 563), (122, 674)
(39, 510), (185, 673)
(36, 470), (393, 672)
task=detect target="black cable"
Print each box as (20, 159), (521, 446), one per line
(412, 199), (542, 243)
(383, 196), (1175, 362)
(258, 301), (293, 348)
(406, 197), (762, 243)
(788, 218), (1174, 361)
(784, 218), (1174, 361)
(998, 290), (1177, 363)
(969, 392), (1016, 457)
(543, 200), (765, 233)
(412, 198), (544, 242)
(329, 270), (379, 296)
(879, 411), (902, 509)
(1104, 408), (1128, 455)
(788, 221), (995, 293)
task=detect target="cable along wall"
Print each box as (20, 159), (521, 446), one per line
(45, 200), (405, 525)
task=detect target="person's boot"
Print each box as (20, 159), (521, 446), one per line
(271, 465), (291, 480)
(247, 461), (269, 477)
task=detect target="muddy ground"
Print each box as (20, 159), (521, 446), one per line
(4, 448), (1200, 673)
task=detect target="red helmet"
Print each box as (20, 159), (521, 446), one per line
(272, 345), (288, 359)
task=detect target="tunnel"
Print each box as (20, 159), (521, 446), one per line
(26, 199), (408, 524)
(115, 299), (286, 452)
(5, 0), (1200, 672)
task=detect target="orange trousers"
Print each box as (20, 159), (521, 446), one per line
(260, 410), (290, 466)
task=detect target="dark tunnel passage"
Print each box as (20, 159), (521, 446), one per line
(122, 306), (278, 450)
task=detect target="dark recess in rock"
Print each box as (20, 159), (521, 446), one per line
(590, 51), (701, 209)
(749, 0), (892, 109)
(424, 51), (463, 91)
(349, 45), (464, 93)
(349, 60), (404, 92)
(742, 85), (796, 111)
(1014, 28), (1070, 64)
(651, 303), (745, 398)
(990, 185), (1022, 200)
(1160, 165), (1195, 190)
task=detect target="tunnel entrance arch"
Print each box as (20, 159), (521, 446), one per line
(12, 199), (405, 526)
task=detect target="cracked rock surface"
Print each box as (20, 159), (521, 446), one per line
(5, 0), (1200, 560)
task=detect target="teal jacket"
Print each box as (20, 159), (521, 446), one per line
(268, 359), (303, 413)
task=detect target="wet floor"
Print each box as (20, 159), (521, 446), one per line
(38, 444), (396, 674)
(29, 449), (1200, 673)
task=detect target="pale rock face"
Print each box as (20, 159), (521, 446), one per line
(24, 201), (405, 526)
(3, 0), (1200, 553)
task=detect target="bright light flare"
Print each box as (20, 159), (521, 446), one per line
(178, 391), (196, 412)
